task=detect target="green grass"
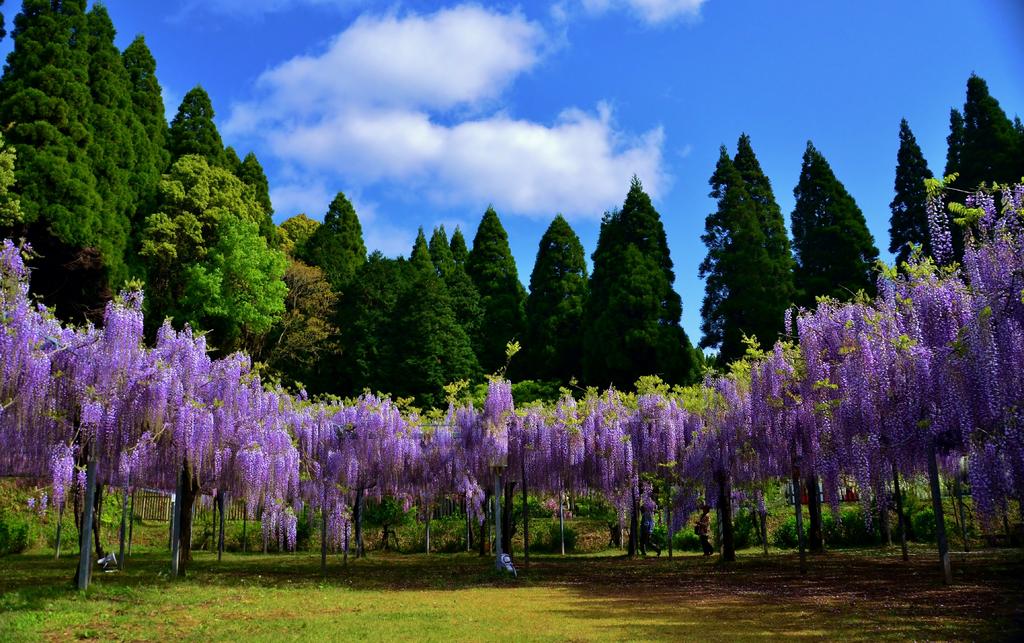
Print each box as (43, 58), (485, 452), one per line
(2, 544), (1022, 641)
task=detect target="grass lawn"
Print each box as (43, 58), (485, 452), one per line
(2, 546), (1022, 641)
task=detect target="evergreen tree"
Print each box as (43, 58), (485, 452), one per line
(791, 142), (879, 305)
(410, 227), (435, 274)
(699, 147), (772, 363)
(957, 75), (1020, 191)
(122, 36), (169, 220)
(224, 146), (242, 175)
(84, 4), (137, 285)
(525, 214), (588, 382)
(466, 207), (527, 373)
(0, 0), (107, 318)
(0, 134), (21, 228)
(167, 86), (226, 166)
(945, 108), (965, 178)
(431, 225), (483, 347)
(731, 134), (795, 347)
(584, 177), (697, 387)
(889, 119), (934, 267)
(236, 152), (276, 244)
(301, 192), (367, 291)
(450, 227), (470, 267)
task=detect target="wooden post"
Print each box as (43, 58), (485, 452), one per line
(892, 462), (909, 561)
(76, 458), (98, 591)
(170, 476), (183, 578)
(559, 489), (566, 556)
(521, 459), (530, 566)
(494, 470), (503, 570)
(321, 505), (328, 574)
(927, 444), (953, 584)
(425, 512), (431, 555)
(127, 491), (135, 557)
(118, 481), (129, 570)
(792, 465), (806, 574)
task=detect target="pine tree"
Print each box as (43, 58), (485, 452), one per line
(525, 214), (588, 382)
(0, 0), (106, 318)
(450, 227), (470, 267)
(122, 36), (169, 220)
(167, 86), (226, 166)
(945, 108), (965, 178)
(699, 147), (773, 363)
(584, 177), (697, 387)
(236, 152), (276, 244)
(731, 134), (795, 348)
(301, 192), (367, 291)
(791, 142), (879, 305)
(889, 119), (934, 267)
(466, 207), (527, 373)
(431, 225), (483, 347)
(410, 227), (435, 274)
(957, 75), (1020, 191)
(84, 4), (137, 286)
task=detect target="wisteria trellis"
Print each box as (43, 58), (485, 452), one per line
(1, 183), (1022, 585)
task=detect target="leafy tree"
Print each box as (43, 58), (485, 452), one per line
(791, 142), (879, 305)
(525, 214), (588, 382)
(889, 119), (934, 267)
(279, 214), (319, 257)
(730, 134), (795, 347)
(584, 177), (698, 387)
(466, 207), (527, 373)
(122, 36), (169, 219)
(262, 259), (338, 389)
(140, 155), (286, 349)
(167, 86), (226, 166)
(699, 147), (773, 363)
(954, 75), (1021, 191)
(0, 0), (133, 319)
(302, 192), (366, 292)
(178, 214), (287, 350)
(0, 134), (21, 228)
(431, 225), (482, 345)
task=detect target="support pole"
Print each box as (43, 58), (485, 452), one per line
(521, 462), (530, 566)
(170, 477), (183, 578)
(118, 480), (129, 570)
(559, 489), (566, 556)
(127, 491), (135, 557)
(77, 458), (98, 591)
(494, 470), (503, 570)
(892, 462), (909, 561)
(55, 503), (64, 560)
(218, 491), (227, 561)
(321, 505), (328, 574)
(792, 465), (806, 574)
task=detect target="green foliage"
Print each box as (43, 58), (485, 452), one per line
(791, 141), (880, 305)
(302, 192), (366, 291)
(364, 497), (412, 528)
(525, 214), (588, 383)
(530, 521), (577, 553)
(236, 151), (276, 241)
(467, 207), (527, 374)
(449, 227), (470, 266)
(122, 36), (169, 220)
(278, 214), (320, 257)
(584, 177), (698, 388)
(889, 119), (934, 268)
(167, 86), (226, 166)
(0, 134), (21, 227)
(0, 511), (30, 555)
(673, 528), (703, 552)
(140, 155), (286, 348)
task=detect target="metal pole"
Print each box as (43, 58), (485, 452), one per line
(127, 491), (135, 557)
(792, 466), (806, 574)
(170, 476), (183, 578)
(77, 457), (98, 591)
(559, 489), (566, 556)
(118, 478), (129, 570)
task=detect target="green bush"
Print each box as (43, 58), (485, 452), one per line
(822, 507), (879, 547)
(529, 521), (577, 553)
(572, 496), (615, 521)
(672, 528), (703, 552)
(0, 512), (30, 555)
(732, 509), (759, 549)
(772, 515), (800, 548)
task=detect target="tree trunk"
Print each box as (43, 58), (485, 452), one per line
(879, 492), (891, 546)
(75, 457), (98, 590)
(175, 463), (200, 577)
(627, 489), (638, 558)
(521, 462), (530, 566)
(718, 473), (735, 562)
(892, 463), (909, 561)
(92, 483), (105, 561)
(953, 474), (969, 552)
(792, 467), (806, 574)
(927, 444), (953, 584)
(805, 473), (823, 552)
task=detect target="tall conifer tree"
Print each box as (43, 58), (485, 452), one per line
(431, 225), (482, 345)
(302, 192), (367, 291)
(122, 36), (169, 220)
(466, 207), (526, 373)
(791, 142), (879, 305)
(167, 86), (226, 166)
(450, 227), (470, 267)
(0, 0), (107, 317)
(584, 177), (697, 387)
(525, 215), (588, 382)
(699, 147), (772, 363)
(889, 119), (934, 267)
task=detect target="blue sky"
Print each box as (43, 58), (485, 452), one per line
(2, 0), (1022, 341)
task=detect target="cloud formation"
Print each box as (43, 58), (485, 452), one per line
(579, 0), (707, 23)
(226, 4), (667, 220)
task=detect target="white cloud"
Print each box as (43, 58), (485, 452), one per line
(228, 4), (668, 221)
(580, 0), (706, 24)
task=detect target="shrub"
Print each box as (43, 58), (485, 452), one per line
(772, 516), (799, 548)
(672, 528), (702, 552)
(822, 507), (879, 547)
(0, 512), (30, 555)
